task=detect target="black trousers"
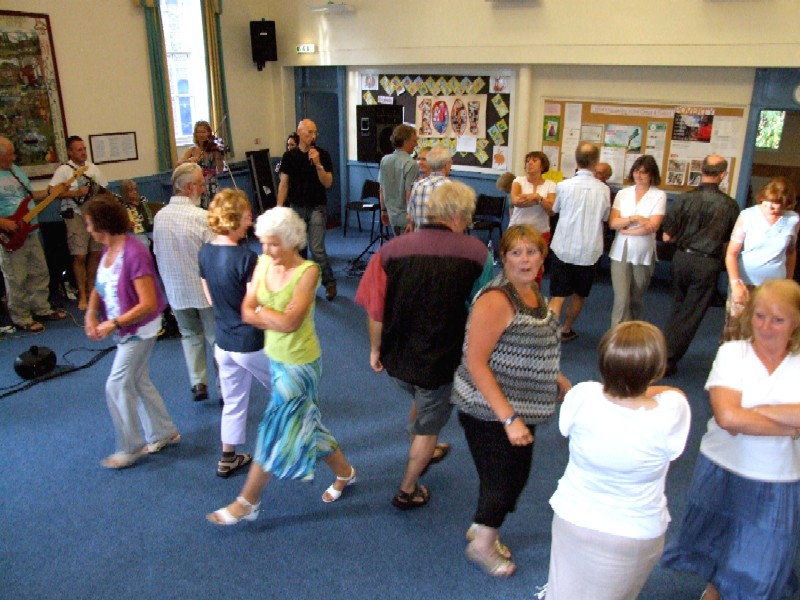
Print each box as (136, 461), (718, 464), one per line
(664, 249), (721, 365)
(459, 411), (534, 529)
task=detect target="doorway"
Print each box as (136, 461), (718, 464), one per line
(294, 67), (347, 226)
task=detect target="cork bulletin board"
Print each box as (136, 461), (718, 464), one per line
(360, 73), (513, 171)
(541, 99), (745, 193)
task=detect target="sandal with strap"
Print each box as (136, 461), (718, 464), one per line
(147, 432), (181, 454)
(216, 453), (252, 478)
(34, 310), (67, 321)
(101, 449), (145, 469)
(465, 542), (516, 577)
(391, 484), (430, 510)
(322, 467), (357, 503)
(421, 443), (451, 476)
(466, 523), (512, 559)
(14, 321), (44, 333)
(207, 496), (261, 526)
(429, 443), (450, 465)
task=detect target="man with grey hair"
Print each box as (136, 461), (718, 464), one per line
(407, 145), (453, 232)
(378, 124), (419, 237)
(153, 162), (216, 401)
(0, 136), (67, 331)
(356, 181), (493, 510)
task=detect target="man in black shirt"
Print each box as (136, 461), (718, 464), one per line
(277, 119), (337, 300)
(661, 154), (739, 375)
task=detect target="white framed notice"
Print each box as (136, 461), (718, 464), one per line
(89, 132), (138, 165)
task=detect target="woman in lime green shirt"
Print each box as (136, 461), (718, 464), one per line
(208, 206), (356, 525)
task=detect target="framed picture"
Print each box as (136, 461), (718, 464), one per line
(89, 132), (138, 165)
(0, 10), (67, 179)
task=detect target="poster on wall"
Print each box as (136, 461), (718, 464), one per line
(0, 10), (67, 179)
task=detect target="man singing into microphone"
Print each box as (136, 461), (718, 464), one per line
(277, 119), (337, 301)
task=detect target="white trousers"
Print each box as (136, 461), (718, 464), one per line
(106, 336), (178, 454)
(215, 345), (271, 446)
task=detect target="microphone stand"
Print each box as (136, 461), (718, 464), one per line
(213, 114), (239, 191)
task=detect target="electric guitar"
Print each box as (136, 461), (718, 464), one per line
(0, 166), (88, 252)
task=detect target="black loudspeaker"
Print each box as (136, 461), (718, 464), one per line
(246, 149), (276, 213)
(14, 345), (57, 380)
(356, 105), (404, 164)
(250, 21), (277, 70)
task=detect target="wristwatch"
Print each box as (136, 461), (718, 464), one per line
(502, 412), (519, 426)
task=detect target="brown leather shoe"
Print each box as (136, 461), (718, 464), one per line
(191, 383), (209, 401)
(325, 282), (337, 301)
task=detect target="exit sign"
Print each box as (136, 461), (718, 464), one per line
(296, 44), (316, 54)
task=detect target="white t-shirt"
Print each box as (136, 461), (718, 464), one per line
(702, 341), (800, 482)
(49, 160), (107, 215)
(733, 206), (799, 285)
(549, 381), (691, 539)
(509, 177), (556, 234)
(608, 185), (667, 266)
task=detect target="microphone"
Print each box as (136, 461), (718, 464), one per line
(309, 142), (316, 164)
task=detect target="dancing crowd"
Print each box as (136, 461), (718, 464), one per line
(2, 127), (800, 599)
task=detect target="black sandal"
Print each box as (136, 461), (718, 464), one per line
(216, 453), (252, 478)
(392, 484), (430, 510)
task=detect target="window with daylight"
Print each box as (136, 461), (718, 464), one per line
(755, 110), (785, 150)
(160, 0), (211, 147)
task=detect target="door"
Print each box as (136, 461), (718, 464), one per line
(295, 66), (347, 226)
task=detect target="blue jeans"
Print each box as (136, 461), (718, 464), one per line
(291, 205), (335, 286)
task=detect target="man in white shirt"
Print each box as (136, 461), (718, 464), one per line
(49, 136), (108, 310)
(153, 163), (216, 401)
(548, 143), (610, 342)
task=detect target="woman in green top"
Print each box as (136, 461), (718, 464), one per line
(208, 206), (356, 525)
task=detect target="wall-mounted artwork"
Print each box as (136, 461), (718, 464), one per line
(0, 10), (67, 179)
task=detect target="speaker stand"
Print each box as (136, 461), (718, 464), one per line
(348, 223), (390, 276)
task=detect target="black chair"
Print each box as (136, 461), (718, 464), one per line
(470, 193), (506, 248)
(344, 180), (381, 238)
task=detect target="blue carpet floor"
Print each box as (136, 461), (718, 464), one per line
(0, 227), (788, 599)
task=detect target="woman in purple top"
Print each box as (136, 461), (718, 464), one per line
(83, 193), (179, 469)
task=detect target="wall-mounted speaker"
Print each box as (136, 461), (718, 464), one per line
(250, 21), (277, 70)
(356, 104), (404, 164)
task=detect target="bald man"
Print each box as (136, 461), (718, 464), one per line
(594, 162), (612, 183)
(661, 154), (739, 375)
(277, 119), (337, 300)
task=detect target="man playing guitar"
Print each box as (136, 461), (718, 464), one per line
(0, 136), (67, 332)
(49, 135), (108, 310)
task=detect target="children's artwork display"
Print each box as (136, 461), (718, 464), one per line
(361, 73), (512, 170)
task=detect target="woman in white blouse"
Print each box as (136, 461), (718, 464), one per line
(510, 151), (556, 284)
(607, 155), (666, 326)
(545, 321), (690, 599)
(661, 279), (800, 600)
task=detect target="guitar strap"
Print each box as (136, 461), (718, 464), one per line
(67, 162), (96, 205)
(8, 166), (34, 198)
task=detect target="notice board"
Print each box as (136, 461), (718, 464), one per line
(360, 73), (513, 171)
(541, 100), (745, 193)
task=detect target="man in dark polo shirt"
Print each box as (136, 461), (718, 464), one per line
(355, 181), (493, 510)
(661, 154), (739, 375)
(277, 118), (337, 300)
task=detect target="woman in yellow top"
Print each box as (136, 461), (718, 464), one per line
(208, 206), (356, 525)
